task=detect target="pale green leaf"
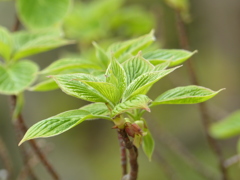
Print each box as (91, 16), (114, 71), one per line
(80, 102), (110, 116)
(123, 67), (180, 100)
(152, 85), (224, 106)
(112, 95), (151, 117)
(143, 49), (196, 67)
(93, 42), (110, 69)
(81, 81), (121, 105)
(106, 57), (127, 96)
(154, 61), (170, 71)
(0, 60), (39, 95)
(12, 30), (71, 61)
(51, 73), (112, 104)
(122, 53), (154, 85)
(108, 30), (155, 59)
(142, 130), (155, 161)
(17, 0), (71, 30)
(210, 110), (240, 139)
(19, 109), (111, 145)
(29, 78), (58, 91)
(40, 58), (100, 74)
(0, 26), (12, 61)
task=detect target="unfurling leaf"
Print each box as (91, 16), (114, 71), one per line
(93, 42), (110, 69)
(0, 60), (38, 95)
(122, 53), (154, 85)
(210, 110), (240, 139)
(143, 49), (196, 67)
(19, 109), (111, 145)
(17, 0), (71, 30)
(123, 66), (180, 100)
(112, 94), (152, 117)
(152, 85), (224, 106)
(142, 130), (155, 161)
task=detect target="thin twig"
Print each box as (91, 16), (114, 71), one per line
(0, 137), (13, 180)
(224, 154), (240, 168)
(118, 129), (138, 180)
(117, 132), (128, 176)
(174, 10), (228, 180)
(11, 95), (60, 180)
(148, 114), (219, 180)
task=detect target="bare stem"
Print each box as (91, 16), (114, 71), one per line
(224, 154), (240, 168)
(117, 132), (127, 176)
(10, 95), (60, 180)
(118, 129), (138, 180)
(174, 10), (228, 180)
(0, 137), (13, 180)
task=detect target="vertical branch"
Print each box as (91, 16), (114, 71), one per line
(117, 132), (127, 176)
(0, 137), (13, 180)
(118, 129), (138, 180)
(10, 95), (60, 180)
(174, 10), (228, 180)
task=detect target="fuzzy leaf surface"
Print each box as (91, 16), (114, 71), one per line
(123, 67), (179, 100)
(142, 130), (155, 161)
(122, 54), (154, 85)
(143, 49), (196, 67)
(0, 26), (12, 61)
(40, 58), (99, 74)
(19, 109), (111, 145)
(52, 73), (112, 104)
(210, 110), (240, 139)
(0, 60), (38, 95)
(152, 85), (223, 106)
(112, 95), (151, 117)
(17, 0), (71, 30)
(12, 30), (71, 60)
(106, 57), (127, 96)
(80, 102), (109, 116)
(108, 30), (155, 59)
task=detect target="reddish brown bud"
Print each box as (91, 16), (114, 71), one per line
(125, 122), (142, 137)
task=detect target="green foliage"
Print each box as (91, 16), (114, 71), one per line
(0, 27), (12, 61)
(152, 85), (223, 106)
(20, 32), (222, 160)
(0, 60), (38, 95)
(63, 0), (155, 44)
(143, 49), (196, 67)
(17, 0), (71, 30)
(210, 110), (240, 139)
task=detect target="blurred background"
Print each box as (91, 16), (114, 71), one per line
(0, 0), (240, 179)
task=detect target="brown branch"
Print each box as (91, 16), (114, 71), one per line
(0, 137), (13, 180)
(118, 129), (138, 180)
(117, 132), (127, 176)
(174, 10), (228, 180)
(224, 154), (240, 168)
(11, 95), (60, 180)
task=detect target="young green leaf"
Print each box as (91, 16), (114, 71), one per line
(0, 26), (12, 61)
(0, 60), (38, 95)
(40, 58), (100, 75)
(51, 73), (114, 104)
(12, 30), (71, 61)
(142, 130), (155, 161)
(210, 110), (240, 139)
(122, 53), (154, 85)
(29, 79), (58, 92)
(17, 0), (71, 30)
(80, 80), (121, 105)
(80, 103), (110, 116)
(106, 57), (127, 96)
(143, 49), (196, 67)
(152, 85), (224, 106)
(154, 61), (170, 71)
(123, 66), (180, 100)
(93, 42), (110, 69)
(111, 94), (152, 117)
(19, 109), (111, 145)
(108, 30), (155, 59)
